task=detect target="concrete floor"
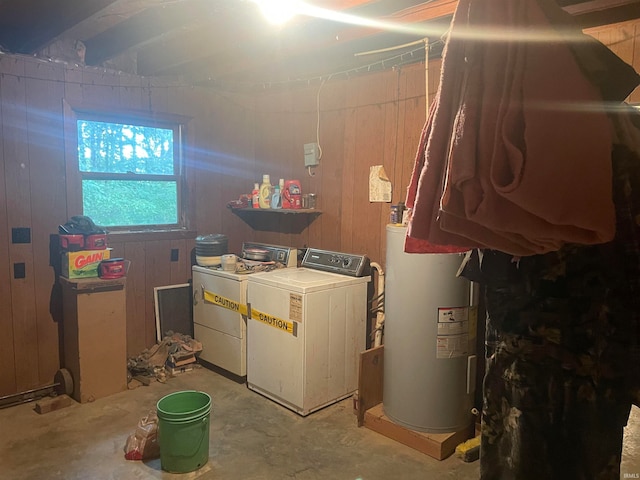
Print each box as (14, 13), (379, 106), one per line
(1, 365), (639, 480)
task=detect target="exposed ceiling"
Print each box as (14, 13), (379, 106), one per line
(0, 0), (639, 90)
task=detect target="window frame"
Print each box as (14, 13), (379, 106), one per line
(63, 100), (194, 236)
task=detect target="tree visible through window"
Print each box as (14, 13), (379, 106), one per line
(77, 119), (181, 228)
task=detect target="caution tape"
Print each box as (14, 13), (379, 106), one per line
(203, 290), (249, 316)
(203, 289), (297, 336)
(250, 307), (297, 337)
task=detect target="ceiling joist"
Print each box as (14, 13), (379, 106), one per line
(0, 0), (637, 85)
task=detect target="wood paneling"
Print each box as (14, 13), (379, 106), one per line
(0, 18), (638, 396)
(317, 82), (347, 252)
(0, 56), (212, 393)
(195, 92), (255, 253)
(0, 56), (17, 396)
(1, 55), (40, 392)
(250, 60), (431, 265)
(144, 240), (172, 346)
(24, 59), (66, 386)
(243, 19), (640, 267)
(585, 18), (640, 102)
(123, 241), (146, 357)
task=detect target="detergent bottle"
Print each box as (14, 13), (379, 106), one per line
(258, 174), (272, 209)
(252, 183), (260, 208)
(271, 183), (282, 209)
(283, 179), (302, 209)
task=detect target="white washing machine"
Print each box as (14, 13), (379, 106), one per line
(192, 243), (296, 378)
(246, 248), (370, 416)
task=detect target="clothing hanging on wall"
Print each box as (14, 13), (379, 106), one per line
(405, 0), (640, 256)
(406, 0), (640, 478)
(459, 111), (640, 478)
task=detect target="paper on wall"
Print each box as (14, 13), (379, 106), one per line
(369, 165), (392, 202)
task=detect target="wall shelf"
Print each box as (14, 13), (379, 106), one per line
(231, 207), (321, 215)
(229, 207), (321, 233)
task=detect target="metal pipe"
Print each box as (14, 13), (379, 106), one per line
(370, 262), (385, 347)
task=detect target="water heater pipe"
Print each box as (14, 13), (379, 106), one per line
(370, 262), (385, 348)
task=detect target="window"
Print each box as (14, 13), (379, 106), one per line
(64, 104), (190, 232)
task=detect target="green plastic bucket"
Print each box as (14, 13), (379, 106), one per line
(156, 390), (212, 473)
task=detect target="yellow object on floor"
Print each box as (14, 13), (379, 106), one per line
(455, 435), (481, 462)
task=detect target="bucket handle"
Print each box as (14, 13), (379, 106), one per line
(169, 416), (209, 460)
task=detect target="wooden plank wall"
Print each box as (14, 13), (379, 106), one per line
(244, 17), (640, 263)
(244, 59), (436, 264)
(0, 19), (638, 397)
(585, 19), (640, 103)
(0, 55), (248, 395)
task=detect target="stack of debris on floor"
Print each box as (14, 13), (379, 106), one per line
(127, 332), (202, 387)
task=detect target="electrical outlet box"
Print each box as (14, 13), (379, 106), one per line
(12, 227), (31, 244)
(304, 142), (320, 167)
(14, 262), (26, 279)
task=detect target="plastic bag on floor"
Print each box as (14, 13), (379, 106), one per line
(124, 410), (160, 460)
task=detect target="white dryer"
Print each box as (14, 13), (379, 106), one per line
(246, 248), (370, 416)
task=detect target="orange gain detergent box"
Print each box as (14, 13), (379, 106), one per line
(61, 248), (112, 278)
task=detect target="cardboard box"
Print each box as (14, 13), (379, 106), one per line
(61, 248), (111, 278)
(61, 277), (127, 403)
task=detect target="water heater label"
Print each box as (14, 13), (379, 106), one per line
(436, 306), (470, 358)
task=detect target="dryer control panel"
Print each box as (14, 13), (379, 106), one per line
(242, 242), (297, 267)
(301, 248), (370, 277)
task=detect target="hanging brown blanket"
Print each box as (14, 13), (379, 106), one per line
(405, 0), (640, 256)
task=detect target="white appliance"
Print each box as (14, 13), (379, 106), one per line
(383, 225), (476, 433)
(246, 248), (370, 416)
(192, 243), (296, 378)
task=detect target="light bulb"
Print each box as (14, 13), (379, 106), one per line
(255, 0), (299, 25)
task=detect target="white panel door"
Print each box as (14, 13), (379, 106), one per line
(192, 270), (245, 338)
(192, 269), (247, 376)
(247, 280), (304, 411)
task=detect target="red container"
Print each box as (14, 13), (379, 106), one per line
(85, 233), (107, 250)
(98, 258), (126, 279)
(59, 234), (85, 251)
(283, 180), (302, 209)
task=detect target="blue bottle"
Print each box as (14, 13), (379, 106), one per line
(271, 184), (282, 209)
